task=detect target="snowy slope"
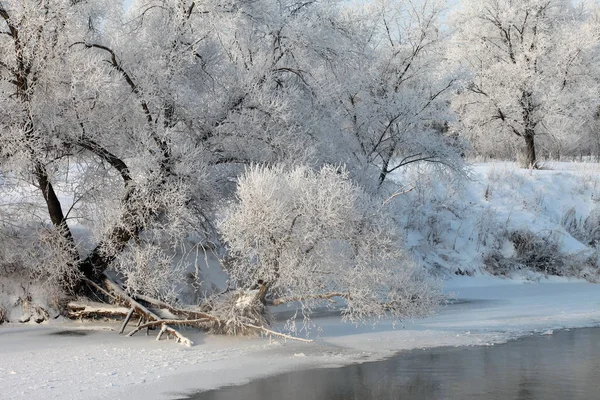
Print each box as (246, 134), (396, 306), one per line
(394, 161), (600, 279)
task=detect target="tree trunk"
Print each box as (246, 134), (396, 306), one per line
(378, 147), (395, 186)
(378, 163), (389, 186)
(33, 163), (74, 243)
(520, 89), (538, 169)
(79, 225), (136, 281)
(3, 7), (83, 287)
(524, 131), (537, 168)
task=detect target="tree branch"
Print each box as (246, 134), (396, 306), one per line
(270, 292), (347, 306)
(246, 324), (313, 343)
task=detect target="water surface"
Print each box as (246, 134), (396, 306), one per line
(186, 327), (600, 400)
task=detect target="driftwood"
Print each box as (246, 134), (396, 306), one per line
(127, 318), (211, 337)
(133, 293), (220, 322)
(20, 300), (51, 323)
(156, 324), (193, 346)
(68, 274), (315, 346)
(119, 308), (135, 334)
(67, 302), (130, 319)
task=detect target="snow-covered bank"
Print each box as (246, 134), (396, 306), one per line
(2, 277), (600, 400)
(396, 161), (600, 280)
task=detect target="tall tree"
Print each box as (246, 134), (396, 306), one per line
(449, 0), (599, 167)
(0, 0), (216, 294)
(0, 0), (445, 329)
(0, 0), (124, 288)
(333, 0), (463, 187)
(0, 0), (394, 294)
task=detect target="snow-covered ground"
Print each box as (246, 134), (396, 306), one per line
(2, 276), (600, 400)
(390, 161), (600, 279)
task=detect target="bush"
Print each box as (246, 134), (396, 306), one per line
(484, 229), (599, 280)
(509, 231), (564, 275)
(219, 164), (443, 325)
(561, 207), (600, 247)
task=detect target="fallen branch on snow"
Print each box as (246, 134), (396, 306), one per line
(68, 274), (314, 346)
(101, 274), (195, 346)
(133, 293), (220, 322)
(246, 324), (313, 343)
(156, 324), (194, 346)
(270, 292), (347, 306)
(67, 301), (130, 319)
(127, 318), (211, 337)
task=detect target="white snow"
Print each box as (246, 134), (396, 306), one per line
(1, 276), (600, 400)
(393, 161), (600, 277)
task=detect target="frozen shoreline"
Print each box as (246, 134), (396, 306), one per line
(2, 276), (600, 400)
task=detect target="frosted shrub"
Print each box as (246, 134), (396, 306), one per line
(0, 227), (73, 321)
(30, 228), (83, 294)
(486, 166), (527, 191)
(474, 206), (505, 252)
(562, 207), (600, 247)
(0, 224), (80, 295)
(219, 164), (443, 325)
(483, 230), (595, 278)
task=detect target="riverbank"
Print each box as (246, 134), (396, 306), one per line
(2, 276), (599, 400)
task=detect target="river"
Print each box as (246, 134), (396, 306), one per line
(186, 327), (600, 400)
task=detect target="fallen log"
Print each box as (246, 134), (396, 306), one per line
(133, 294), (220, 322)
(67, 301), (130, 319)
(71, 275), (314, 346)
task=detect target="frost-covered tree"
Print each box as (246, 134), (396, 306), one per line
(0, 0), (122, 289)
(0, 0), (319, 291)
(118, 0), (312, 166)
(334, 0), (463, 186)
(0, 0), (215, 298)
(0, 0), (448, 336)
(449, 0), (600, 167)
(219, 164), (442, 323)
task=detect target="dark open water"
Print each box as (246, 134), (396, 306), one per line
(185, 327), (600, 400)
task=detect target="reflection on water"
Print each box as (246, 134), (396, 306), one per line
(186, 328), (600, 400)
